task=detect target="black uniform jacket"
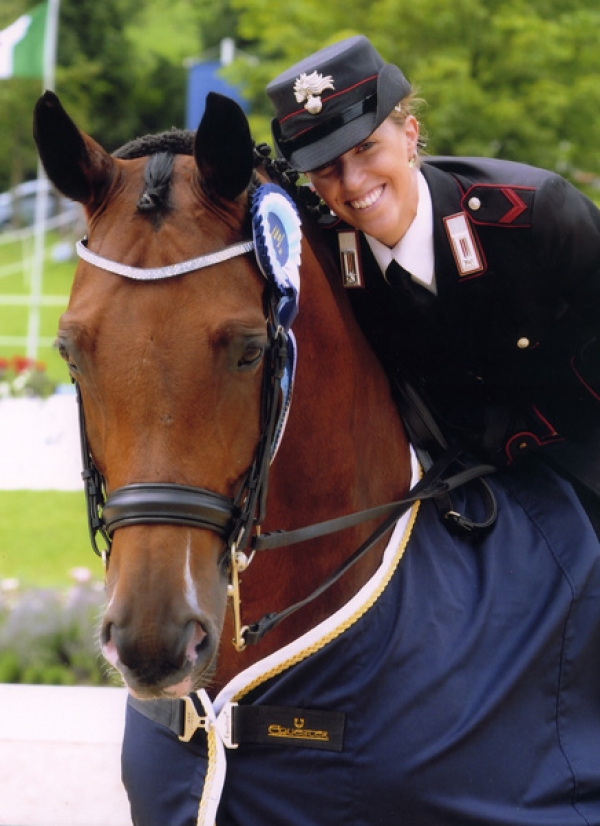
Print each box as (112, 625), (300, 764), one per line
(329, 157), (600, 493)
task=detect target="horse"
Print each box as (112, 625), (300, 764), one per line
(33, 90), (412, 694)
(33, 91), (600, 826)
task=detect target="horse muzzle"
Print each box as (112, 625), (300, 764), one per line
(102, 611), (219, 698)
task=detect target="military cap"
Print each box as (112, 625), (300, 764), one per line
(266, 35), (411, 172)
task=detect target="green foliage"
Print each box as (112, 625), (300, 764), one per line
(0, 77), (41, 191)
(3, 0), (599, 196)
(0, 486), (111, 686)
(229, 0), (600, 194)
(0, 0), (198, 190)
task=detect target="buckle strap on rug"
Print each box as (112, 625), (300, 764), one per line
(128, 695), (345, 753)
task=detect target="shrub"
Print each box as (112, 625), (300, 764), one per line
(0, 356), (56, 398)
(0, 573), (119, 687)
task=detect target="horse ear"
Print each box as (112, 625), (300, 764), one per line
(194, 92), (254, 201)
(33, 91), (115, 206)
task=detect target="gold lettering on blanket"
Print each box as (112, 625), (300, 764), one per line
(267, 723), (330, 743)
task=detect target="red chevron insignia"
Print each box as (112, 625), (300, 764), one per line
(499, 188), (527, 224)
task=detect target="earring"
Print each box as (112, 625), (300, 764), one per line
(408, 156), (416, 169)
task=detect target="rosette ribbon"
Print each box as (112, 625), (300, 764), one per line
(251, 184), (302, 331)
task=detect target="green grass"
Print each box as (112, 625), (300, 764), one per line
(0, 490), (103, 588)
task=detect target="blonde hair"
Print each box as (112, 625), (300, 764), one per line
(389, 91), (427, 159)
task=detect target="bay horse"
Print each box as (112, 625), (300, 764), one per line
(33, 92), (600, 826)
(33, 90), (412, 696)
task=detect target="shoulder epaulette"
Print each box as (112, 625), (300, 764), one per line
(461, 184), (535, 227)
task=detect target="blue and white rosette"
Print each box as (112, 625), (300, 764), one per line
(251, 184), (302, 331)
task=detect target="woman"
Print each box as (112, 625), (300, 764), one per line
(266, 35), (600, 526)
(114, 41), (600, 826)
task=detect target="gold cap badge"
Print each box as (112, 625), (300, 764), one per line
(293, 71), (335, 115)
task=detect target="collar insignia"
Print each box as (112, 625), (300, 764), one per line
(293, 71), (335, 115)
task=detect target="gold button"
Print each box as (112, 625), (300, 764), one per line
(517, 337), (530, 349)
(468, 197), (481, 211)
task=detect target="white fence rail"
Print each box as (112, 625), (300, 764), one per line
(0, 207), (81, 357)
(0, 684), (131, 826)
(0, 395), (81, 491)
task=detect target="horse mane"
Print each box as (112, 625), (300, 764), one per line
(113, 129), (195, 160)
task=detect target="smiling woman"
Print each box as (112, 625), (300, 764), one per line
(306, 117), (420, 247)
(267, 34), (600, 518)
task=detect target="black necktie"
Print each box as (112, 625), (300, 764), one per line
(385, 259), (436, 316)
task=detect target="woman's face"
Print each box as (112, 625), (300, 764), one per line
(307, 115), (420, 248)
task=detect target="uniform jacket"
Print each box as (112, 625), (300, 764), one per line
(122, 455), (600, 825)
(337, 157), (600, 491)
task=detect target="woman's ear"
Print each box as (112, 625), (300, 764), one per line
(404, 114), (420, 160)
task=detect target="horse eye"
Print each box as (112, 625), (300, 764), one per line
(64, 358), (78, 376)
(56, 340), (78, 374)
(238, 343), (265, 369)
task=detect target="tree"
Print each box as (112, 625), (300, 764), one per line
(0, 0), (197, 191)
(0, 78), (41, 191)
(56, 0), (164, 151)
(3, 0), (598, 199)
(227, 0), (600, 196)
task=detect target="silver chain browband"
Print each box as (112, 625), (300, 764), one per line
(76, 237), (254, 281)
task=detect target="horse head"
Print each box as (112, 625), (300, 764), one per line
(34, 91), (409, 698)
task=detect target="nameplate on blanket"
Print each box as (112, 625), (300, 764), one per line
(234, 704), (346, 752)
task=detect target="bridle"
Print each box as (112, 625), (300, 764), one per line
(75, 183), (305, 650)
(76, 233), (294, 651)
(74, 184), (498, 652)
(76, 286), (287, 563)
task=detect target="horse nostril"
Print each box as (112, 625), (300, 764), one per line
(185, 620), (208, 664)
(101, 620), (121, 669)
(101, 620), (113, 647)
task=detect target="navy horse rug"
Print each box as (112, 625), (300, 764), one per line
(122, 450), (600, 825)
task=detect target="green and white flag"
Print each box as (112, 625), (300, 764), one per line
(0, 3), (48, 79)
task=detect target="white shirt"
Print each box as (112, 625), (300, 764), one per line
(365, 170), (437, 294)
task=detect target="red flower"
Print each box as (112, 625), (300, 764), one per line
(12, 355), (34, 374)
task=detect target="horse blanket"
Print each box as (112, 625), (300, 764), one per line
(122, 449), (600, 825)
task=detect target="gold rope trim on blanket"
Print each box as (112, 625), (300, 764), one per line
(231, 496), (421, 703)
(196, 477), (422, 824)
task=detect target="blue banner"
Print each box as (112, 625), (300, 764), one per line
(186, 61), (249, 130)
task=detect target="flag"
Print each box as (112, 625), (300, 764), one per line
(0, 3), (48, 79)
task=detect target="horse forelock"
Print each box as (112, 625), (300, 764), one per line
(112, 131), (193, 214)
